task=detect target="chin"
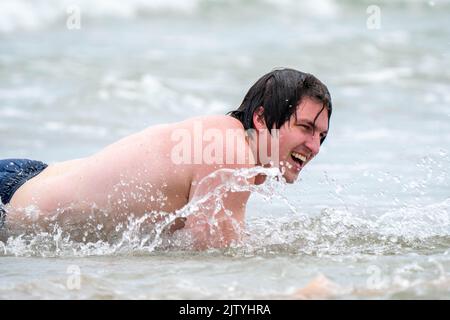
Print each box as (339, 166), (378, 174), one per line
(283, 172), (298, 184)
(288, 177), (298, 184)
(280, 165), (299, 184)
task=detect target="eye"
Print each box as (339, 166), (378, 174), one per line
(297, 124), (313, 132)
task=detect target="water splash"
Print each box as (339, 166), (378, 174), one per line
(1, 164), (449, 258)
(241, 199), (450, 257)
(0, 166), (282, 257)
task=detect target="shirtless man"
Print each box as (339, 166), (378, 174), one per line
(0, 68), (332, 249)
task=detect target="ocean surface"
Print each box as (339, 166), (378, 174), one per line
(0, 0), (449, 299)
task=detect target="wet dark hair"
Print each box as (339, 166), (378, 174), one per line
(228, 68), (332, 144)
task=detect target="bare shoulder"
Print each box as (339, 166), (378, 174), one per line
(202, 114), (244, 129)
(186, 115), (255, 180)
(175, 115), (243, 131)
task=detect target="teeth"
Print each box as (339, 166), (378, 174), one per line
(291, 152), (307, 162)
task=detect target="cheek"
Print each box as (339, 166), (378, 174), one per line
(279, 138), (295, 157)
(280, 131), (299, 148)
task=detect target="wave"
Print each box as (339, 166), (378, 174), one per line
(97, 73), (227, 117)
(2, 0), (449, 34)
(0, 0), (331, 33)
(0, 0), (196, 33)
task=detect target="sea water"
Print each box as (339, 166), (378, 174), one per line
(0, 0), (449, 299)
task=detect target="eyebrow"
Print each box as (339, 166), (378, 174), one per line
(297, 119), (328, 135)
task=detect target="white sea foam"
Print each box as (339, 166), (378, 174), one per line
(98, 73), (226, 116)
(0, 0), (200, 33)
(0, 0), (341, 33)
(2, 0), (449, 33)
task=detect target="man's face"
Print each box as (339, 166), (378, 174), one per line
(277, 97), (329, 183)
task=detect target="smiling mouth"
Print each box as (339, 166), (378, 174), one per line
(291, 151), (307, 167)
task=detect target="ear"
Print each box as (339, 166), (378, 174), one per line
(252, 106), (267, 130)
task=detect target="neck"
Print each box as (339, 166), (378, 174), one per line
(247, 130), (268, 185)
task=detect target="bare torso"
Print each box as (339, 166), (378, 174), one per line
(6, 115), (256, 246)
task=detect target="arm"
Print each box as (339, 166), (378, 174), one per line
(182, 166), (254, 250)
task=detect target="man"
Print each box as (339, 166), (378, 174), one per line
(0, 68), (332, 249)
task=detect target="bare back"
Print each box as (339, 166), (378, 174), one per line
(7, 115), (255, 244)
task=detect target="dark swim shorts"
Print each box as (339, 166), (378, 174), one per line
(0, 159), (48, 228)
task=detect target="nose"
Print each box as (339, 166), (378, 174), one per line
(305, 133), (321, 156)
